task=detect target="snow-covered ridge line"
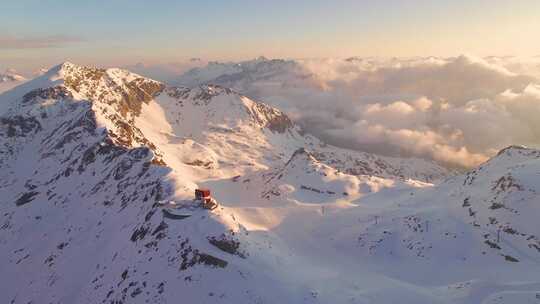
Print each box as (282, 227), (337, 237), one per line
(1, 62), (450, 183)
(164, 84), (295, 134)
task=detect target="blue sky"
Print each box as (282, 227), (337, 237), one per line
(1, 0), (539, 72)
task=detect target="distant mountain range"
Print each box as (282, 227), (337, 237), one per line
(0, 70), (26, 93)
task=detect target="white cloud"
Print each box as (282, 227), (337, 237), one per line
(174, 55), (540, 168)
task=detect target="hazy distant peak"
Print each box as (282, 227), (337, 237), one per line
(0, 69), (26, 83)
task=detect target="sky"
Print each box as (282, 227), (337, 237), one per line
(1, 0), (540, 73)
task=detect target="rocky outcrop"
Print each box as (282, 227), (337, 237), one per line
(22, 86), (73, 104)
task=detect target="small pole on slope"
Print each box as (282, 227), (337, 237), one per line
(374, 216), (379, 225)
(497, 229), (501, 243)
(425, 220), (429, 233)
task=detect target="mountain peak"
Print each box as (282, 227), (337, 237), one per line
(29, 61), (107, 90)
(483, 145), (540, 167)
(43, 62), (153, 84)
(254, 56), (269, 61)
(4, 62), (164, 122)
(496, 145), (529, 157)
(59, 61), (77, 69)
(46, 61), (83, 75)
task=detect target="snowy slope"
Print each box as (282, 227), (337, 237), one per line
(197, 146), (540, 304)
(239, 147), (425, 205)
(1, 62), (539, 304)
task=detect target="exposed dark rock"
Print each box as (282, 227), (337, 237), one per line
(1, 116), (42, 137)
(251, 102), (293, 133)
(196, 253), (228, 268)
(151, 221), (168, 237)
(185, 159), (213, 168)
(22, 86), (73, 103)
(117, 79), (165, 117)
(57, 242), (68, 250)
(15, 191), (39, 206)
(130, 226), (150, 242)
(485, 240), (501, 250)
(504, 255), (519, 262)
(492, 174), (523, 193)
(208, 234), (246, 258)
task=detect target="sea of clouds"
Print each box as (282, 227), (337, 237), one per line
(132, 55), (540, 168)
(5, 54), (539, 168)
(283, 55), (540, 168)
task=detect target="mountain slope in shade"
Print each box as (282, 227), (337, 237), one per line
(1, 62), (539, 304)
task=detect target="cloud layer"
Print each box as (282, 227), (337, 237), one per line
(0, 35), (81, 49)
(174, 55), (540, 168)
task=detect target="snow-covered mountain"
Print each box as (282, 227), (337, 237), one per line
(1, 62), (539, 304)
(174, 56), (318, 97)
(0, 69), (27, 93)
(173, 56), (540, 170)
(0, 72), (26, 83)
